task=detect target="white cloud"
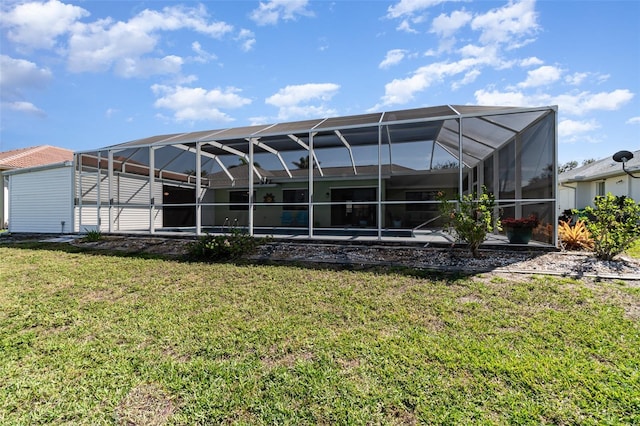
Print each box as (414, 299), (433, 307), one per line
(520, 56), (543, 67)
(191, 41), (217, 63)
(249, 116), (270, 126)
(470, 0), (539, 48)
(5, 101), (46, 117)
(379, 49), (408, 69)
(376, 2), (544, 108)
(116, 55), (184, 78)
(474, 88), (529, 106)
(236, 29), (256, 52)
(377, 56), (495, 106)
(430, 9), (472, 38)
(473, 87), (635, 117)
(564, 71), (609, 86)
(558, 119), (600, 137)
(151, 84), (251, 122)
(552, 89), (634, 115)
(265, 83), (340, 120)
(565, 72), (588, 86)
(627, 116), (640, 125)
(452, 69), (481, 90)
(0, 55), (52, 96)
(250, 0), (314, 26)
(2, 0), (89, 50)
(386, 0), (449, 19)
(396, 19), (419, 33)
(65, 4), (233, 76)
(517, 65), (562, 88)
(459, 43), (499, 60)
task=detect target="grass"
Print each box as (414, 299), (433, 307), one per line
(1, 243), (639, 425)
(627, 238), (640, 259)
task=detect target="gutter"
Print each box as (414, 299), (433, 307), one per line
(2, 160), (73, 176)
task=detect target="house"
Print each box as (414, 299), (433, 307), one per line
(0, 145), (74, 229)
(558, 149), (640, 214)
(3, 161), (74, 233)
(74, 104), (559, 246)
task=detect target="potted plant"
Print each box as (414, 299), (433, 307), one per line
(502, 215), (540, 244)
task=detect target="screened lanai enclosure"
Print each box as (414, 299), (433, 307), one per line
(74, 105), (558, 246)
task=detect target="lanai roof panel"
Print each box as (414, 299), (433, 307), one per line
(199, 124), (274, 141)
(382, 105), (456, 123)
(252, 119), (326, 137)
(483, 110), (549, 133)
(314, 113), (383, 130)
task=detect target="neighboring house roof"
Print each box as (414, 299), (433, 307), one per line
(559, 149), (640, 183)
(0, 145), (74, 171)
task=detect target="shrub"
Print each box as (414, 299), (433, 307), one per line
(583, 194), (640, 260)
(187, 229), (260, 261)
(83, 229), (103, 242)
(558, 220), (593, 251)
(437, 186), (498, 258)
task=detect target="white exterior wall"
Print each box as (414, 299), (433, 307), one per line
(561, 174), (639, 211)
(606, 175), (630, 199)
(75, 171), (162, 232)
(632, 177), (640, 202)
(558, 184), (576, 213)
(1, 174), (8, 228)
(8, 165), (73, 233)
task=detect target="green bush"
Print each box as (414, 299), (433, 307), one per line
(583, 193), (640, 260)
(187, 229), (260, 261)
(437, 186), (499, 258)
(83, 229), (103, 242)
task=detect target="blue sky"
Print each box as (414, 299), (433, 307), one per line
(1, 0), (638, 165)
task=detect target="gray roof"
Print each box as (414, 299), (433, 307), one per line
(559, 149), (640, 182)
(83, 105), (556, 170)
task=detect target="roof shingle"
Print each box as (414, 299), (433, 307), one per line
(0, 145), (73, 170)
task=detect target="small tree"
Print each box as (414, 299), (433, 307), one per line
(583, 193), (640, 260)
(292, 155), (309, 169)
(437, 186), (498, 258)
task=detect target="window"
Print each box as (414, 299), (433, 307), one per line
(283, 189), (308, 210)
(596, 181), (605, 197)
(406, 191), (438, 211)
(229, 190), (253, 210)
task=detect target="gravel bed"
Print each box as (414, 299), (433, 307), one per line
(252, 242), (640, 280)
(2, 233), (639, 280)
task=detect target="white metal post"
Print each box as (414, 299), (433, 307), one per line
(107, 150), (113, 233)
(377, 124), (382, 240)
(196, 143), (202, 235)
(149, 146), (155, 234)
(308, 132), (314, 238)
(248, 139), (254, 236)
(96, 152), (102, 231)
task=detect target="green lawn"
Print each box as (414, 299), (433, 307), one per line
(1, 244), (639, 425)
(627, 239), (640, 259)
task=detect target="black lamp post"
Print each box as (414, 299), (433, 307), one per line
(612, 150), (639, 179)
